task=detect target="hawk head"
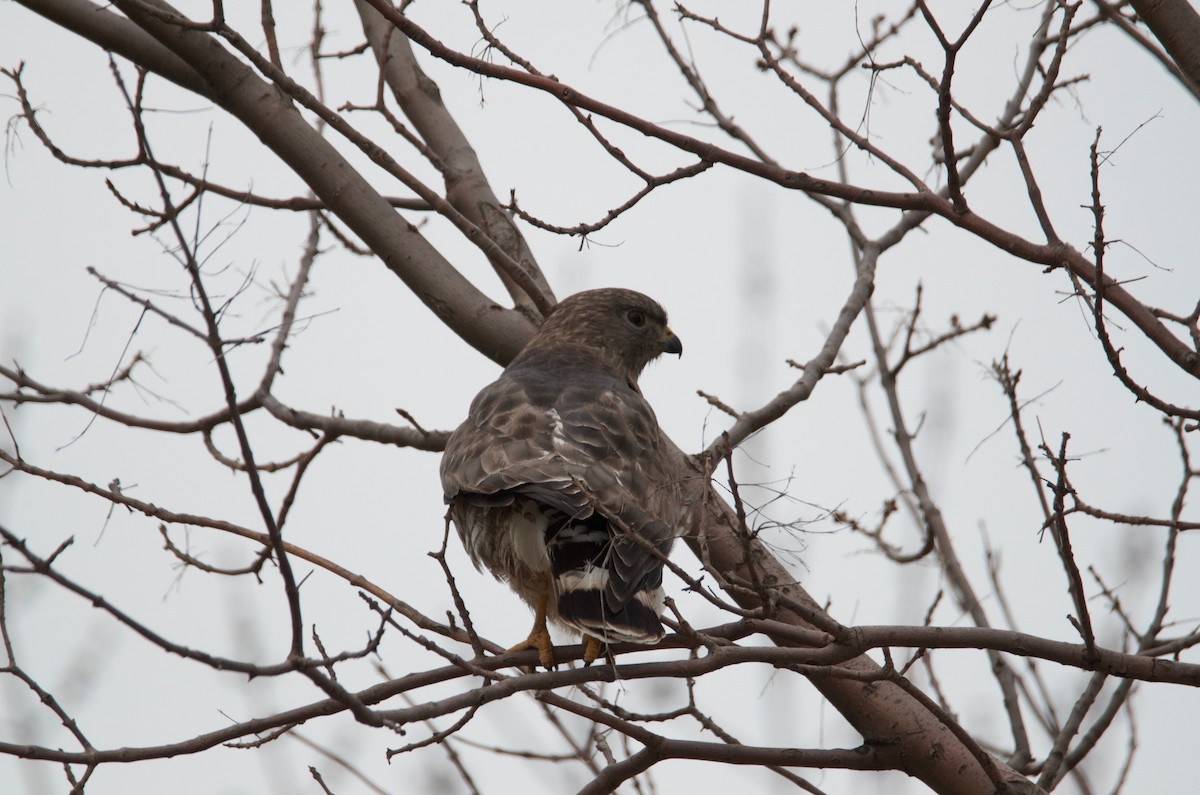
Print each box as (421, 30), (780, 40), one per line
(522, 288), (682, 385)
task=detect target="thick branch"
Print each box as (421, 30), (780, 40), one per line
(1127, 0), (1200, 93)
(353, 0), (553, 315)
(26, 0), (538, 364)
(14, 0), (211, 97)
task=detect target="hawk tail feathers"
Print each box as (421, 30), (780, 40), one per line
(556, 569), (665, 644)
(546, 513), (666, 645)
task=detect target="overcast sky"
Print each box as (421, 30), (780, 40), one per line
(2, 2), (1199, 793)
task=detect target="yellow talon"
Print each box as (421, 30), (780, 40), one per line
(583, 635), (605, 665)
(506, 588), (556, 668)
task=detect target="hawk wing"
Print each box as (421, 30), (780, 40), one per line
(440, 358), (680, 620)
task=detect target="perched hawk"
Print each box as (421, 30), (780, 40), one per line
(440, 288), (684, 666)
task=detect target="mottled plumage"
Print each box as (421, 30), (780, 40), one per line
(440, 289), (685, 664)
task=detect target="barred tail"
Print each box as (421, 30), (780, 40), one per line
(556, 569), (665, 644)
(546, 515), (665, 644)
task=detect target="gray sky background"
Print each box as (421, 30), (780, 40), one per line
(2, 2), (1198, 793)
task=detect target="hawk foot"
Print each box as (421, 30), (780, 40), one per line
(508, 624), (556, 669)
(582, 635), (605, 666)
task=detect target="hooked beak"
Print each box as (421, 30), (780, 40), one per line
(662, 328), (683, 357)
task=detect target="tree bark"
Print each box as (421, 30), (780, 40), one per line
(1129, 0), (1200, 94)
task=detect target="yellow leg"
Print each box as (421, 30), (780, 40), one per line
(506, 588), (555, 668)
(583, 635), (605, 665)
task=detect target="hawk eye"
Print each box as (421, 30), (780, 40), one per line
(626, 309), (646, 327)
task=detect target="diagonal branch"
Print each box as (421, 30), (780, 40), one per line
(1127, 0), (1200, 94)
(83, 0), (539, 364)
(353, 0), (553, 316)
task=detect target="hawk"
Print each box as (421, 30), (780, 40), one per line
(440, 288), (684, 667)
